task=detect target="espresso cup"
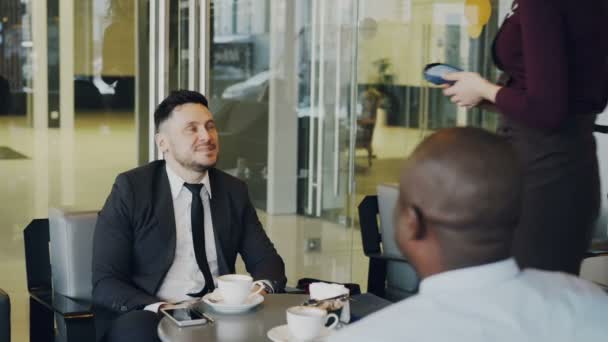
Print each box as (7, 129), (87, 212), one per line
(286, 306), (339, 341)
(216, 274), (264, 305)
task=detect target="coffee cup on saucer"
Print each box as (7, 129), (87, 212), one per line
(286, 306), (339, 341)
(216, 274), (265, 305)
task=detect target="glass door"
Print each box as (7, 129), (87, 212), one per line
(149, 0), (359, 221)
(147, 0), (515, 291)
(299, 0), (358, 225)
(353, 0), (503, 205)
(348, 0), (511, 290)
(148, 0), (208, 161)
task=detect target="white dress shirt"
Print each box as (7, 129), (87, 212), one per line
(145, 165), (219, 312)
(330, 258), (608, 342)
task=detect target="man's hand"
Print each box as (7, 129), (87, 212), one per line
(253, 284), (268, 296)
(157, 302), (175, 316)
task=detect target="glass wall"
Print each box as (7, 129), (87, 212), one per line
(349, 0), (507, 299)
(207, 0), (507, 226)
(201, 0), (511, 290)
(201, 0), (361, 284)
(0, 3), (35, 340)
(203, 0), (512, 290)
(209, 0), (272, 209)
(0, 0), (148, 340)
(353, 0), (501, 203)
(205, 0), (356, 217)
(0, 0), (525, 339)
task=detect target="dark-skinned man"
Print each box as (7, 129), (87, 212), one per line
(331, 127), (608, 342)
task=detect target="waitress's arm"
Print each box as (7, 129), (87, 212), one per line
(477, 100), (498, 113)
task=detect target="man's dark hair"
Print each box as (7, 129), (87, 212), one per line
(154, 90), (209, 132)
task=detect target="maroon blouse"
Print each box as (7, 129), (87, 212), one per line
(493, 0), (608, 130)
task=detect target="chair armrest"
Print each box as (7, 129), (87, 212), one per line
(284, 286), (306, 294)
(30, 289), (93, 319)
(350, 293), (392, 322)
(0, 288), (10, 342)
(593, 124), (608, 134)
(592, 282), (608, 292)
(367, 253), (408, 263)
(585, 239), (608, 258)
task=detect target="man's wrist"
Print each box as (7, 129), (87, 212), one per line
(144, 301), (169, 314)
(258, 280), (275, 294)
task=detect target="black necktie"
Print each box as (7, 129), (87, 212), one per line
(184, 183), (216, 297)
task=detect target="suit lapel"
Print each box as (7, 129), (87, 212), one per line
(208, 168), (231, 274)
(154, 164), (177, 270)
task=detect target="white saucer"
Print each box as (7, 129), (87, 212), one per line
(201, 291), (264, 314)
(267, 324), (331, 342)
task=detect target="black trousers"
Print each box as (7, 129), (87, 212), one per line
(497, 114), (600, 275)
(102, 310), (161, 342)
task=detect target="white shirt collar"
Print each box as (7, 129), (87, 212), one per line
(419, 258), (520, 295)
(165, 163), (212, 200)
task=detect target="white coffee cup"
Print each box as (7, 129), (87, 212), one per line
(286, 306), (339, 341)
(216, 274), (264, 305)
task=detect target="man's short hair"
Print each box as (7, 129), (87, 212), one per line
(401, 126), (523, 231)
(154, 90), (209, 132)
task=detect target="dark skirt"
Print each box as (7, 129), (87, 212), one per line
(497, 114), (600, 275)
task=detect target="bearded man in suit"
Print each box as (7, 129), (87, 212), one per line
(92, 90), (286, 342)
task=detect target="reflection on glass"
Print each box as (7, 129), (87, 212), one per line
(0, 0), (34, 264)
(0, 1), (144, 341)
(354, 0), (503, 202)
(0, 0), (32, 117)
(101, 0), (135, 110)
(210, 0), (270, 209)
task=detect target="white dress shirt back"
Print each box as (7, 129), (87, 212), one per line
(330, 258), (608, 342)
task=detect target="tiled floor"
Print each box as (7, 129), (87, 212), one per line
(0, 113), (140, 342)
(0, 113), (409, 341)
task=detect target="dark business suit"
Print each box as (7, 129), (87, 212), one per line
(92, 160), (286, 340)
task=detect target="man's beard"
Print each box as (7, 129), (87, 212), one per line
(175, 152), (217, 173)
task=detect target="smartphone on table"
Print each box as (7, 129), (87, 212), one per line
(160, 305), (208, 327)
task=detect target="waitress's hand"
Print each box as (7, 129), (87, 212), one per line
(441, 72), (501, 109)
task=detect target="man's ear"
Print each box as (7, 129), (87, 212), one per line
(401, 206), (426, 241)
(155, 132), (167, 154)
(396, 205), (424, 258)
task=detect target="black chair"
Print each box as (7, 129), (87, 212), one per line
(581, 220), (608, 290)
(24, 219), (95, 342)
(0, 75), (12, 115)
(580, 124), (608, 287)
(0, 288), (10, 342)
(594, 124), (608, 134)
(584, 124), (608, 259)
(358, 186), (419, 302)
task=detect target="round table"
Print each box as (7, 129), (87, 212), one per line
(158, 294), (309, 341)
